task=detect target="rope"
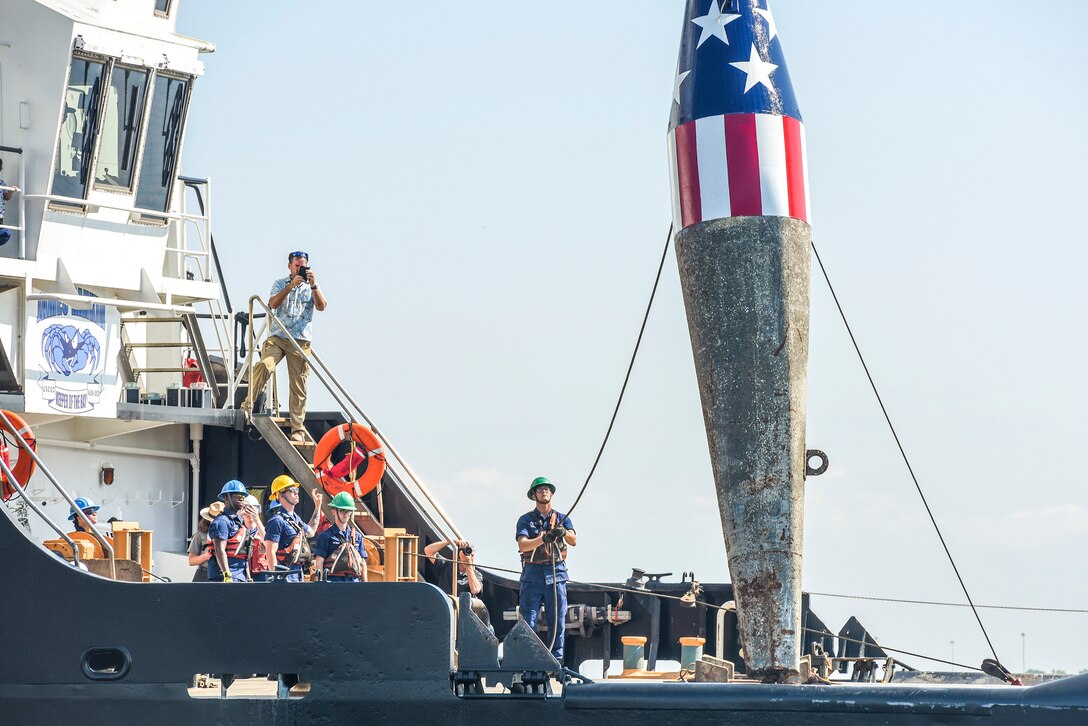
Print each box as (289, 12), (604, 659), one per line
(807, 591), (1088, 615)
(419, 551), (1073, 672)
(567, 223), (673, 517)
(811, 240), (1002, 665)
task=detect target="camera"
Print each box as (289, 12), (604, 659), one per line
(297, 265), (311, 280)
(461, 545), (473, 556)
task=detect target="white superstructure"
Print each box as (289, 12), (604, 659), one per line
(0, 0), (229, 575)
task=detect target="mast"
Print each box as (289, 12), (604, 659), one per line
(668, 0), (811, 682)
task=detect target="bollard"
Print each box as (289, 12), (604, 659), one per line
(679, 636), (706, 671)
(621, 636), (648, 673)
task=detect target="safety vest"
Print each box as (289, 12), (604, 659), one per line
(213, 515), (249, 560)
(327, 529), (365, 578)
(270, 510), (311, 564)
(520, 510), (568, 566)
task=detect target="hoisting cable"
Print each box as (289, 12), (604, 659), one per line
(811, 240), (1002, 666)
(566, 223), (673, 518)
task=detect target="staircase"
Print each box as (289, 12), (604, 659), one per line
(119, 313), (224, 405)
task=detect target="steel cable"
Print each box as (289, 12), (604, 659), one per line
(567, 224), (673, 518)
(811, 240), (1002, 666)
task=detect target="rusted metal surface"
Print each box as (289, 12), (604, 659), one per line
(675, 214), (812, 680)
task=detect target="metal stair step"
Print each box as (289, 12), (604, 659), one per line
(131, 367), (199, 373)
(120, 317), (188, 324)
(124, 342), (193, 348)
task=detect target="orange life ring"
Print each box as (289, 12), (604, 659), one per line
(313, 423), (386, 500)
(0, 410), (36, 501)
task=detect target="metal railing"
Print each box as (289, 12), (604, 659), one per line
(244, 295), (462, 542)
(0, 410), (116, 579)
(178, 177), (236, 407)
(0, 144), (26, 259)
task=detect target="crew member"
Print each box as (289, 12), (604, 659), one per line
(187, 503), (222, 582)
(208, 480), (252, 583)
(424, 537), (490, 627)
(515, 476), (576, 662)
(264, 475), (321, 581)
(242, 495), (271, 582)
(244, 250), (327, 442)
(313, 492), (367, 582)
(67, 497), (103, 535)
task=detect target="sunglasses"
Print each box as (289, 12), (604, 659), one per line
(289, 251), (309, 260)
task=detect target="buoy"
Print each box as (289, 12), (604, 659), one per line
(313, 423), (386, 500)
(0, 410), (36, 501)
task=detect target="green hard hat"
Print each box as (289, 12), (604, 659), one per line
(329, 492), (357, 511)
(527, 476), (555, 499)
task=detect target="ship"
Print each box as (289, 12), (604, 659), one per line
(0, 1), (1085, 723)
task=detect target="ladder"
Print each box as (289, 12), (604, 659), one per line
(119, 313), (223, 405)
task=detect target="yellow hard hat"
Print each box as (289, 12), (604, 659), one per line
(270, 474), (299, 499)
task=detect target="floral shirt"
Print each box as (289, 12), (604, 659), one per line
(269, 275), (315, 342)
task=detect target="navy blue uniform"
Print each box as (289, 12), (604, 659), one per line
(313, 525), (367, 582)
(515, 509), (574, 662)
(265, 509), (308, 582)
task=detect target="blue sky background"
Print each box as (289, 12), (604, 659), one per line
(179, 1), (1088, 673)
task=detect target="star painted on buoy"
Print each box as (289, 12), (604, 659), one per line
(754, 5), (778, 41)
(673, 65), (692, 105)
(729, 44), (778, 93)
(691, 1), (742, 48)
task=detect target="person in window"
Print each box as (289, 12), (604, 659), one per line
(243, 251), (327, 442)
(0, 159), (20, 246)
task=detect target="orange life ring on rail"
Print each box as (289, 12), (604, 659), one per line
(0, 410), (36, 501)
(313, 423), (386, 500)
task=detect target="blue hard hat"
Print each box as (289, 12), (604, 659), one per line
(68, 497), (100, 522)
(218, 480), (248, 500)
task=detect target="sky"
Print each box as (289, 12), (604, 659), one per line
(177, 1), (1088, 673)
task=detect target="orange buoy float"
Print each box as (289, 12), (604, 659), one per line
(0, 410), (36, 501)
(313, 423), (386, 500)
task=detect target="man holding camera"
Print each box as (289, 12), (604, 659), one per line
(424, 537), (490, 627)
(516, 476), (576, 662)
(246, 250), (327, 442)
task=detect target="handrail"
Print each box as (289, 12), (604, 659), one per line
(0, 410), (116, 579)
(244, 295), (463, 541)
(0, 459), (83, 569)
(309, 349), (463, 540)
(0, 145), (26, 258)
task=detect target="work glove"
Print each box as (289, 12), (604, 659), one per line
(541, 530), (557, 544)
(222, 571), (233, 583)
(551, 525), (567, 540)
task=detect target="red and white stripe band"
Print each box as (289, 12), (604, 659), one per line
(668, 113), (810, 229)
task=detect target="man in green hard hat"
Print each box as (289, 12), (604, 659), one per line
(515, 476), (576, 662)
(312, 492), (367, 582)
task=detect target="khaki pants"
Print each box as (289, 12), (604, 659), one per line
(249, 336), (311, 433)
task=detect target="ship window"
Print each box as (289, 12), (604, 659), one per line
(94, 66), (148, 191)
(51, 57), (106, 203)
(154, 0), (173, 17)
(135, 74), (189, 213)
